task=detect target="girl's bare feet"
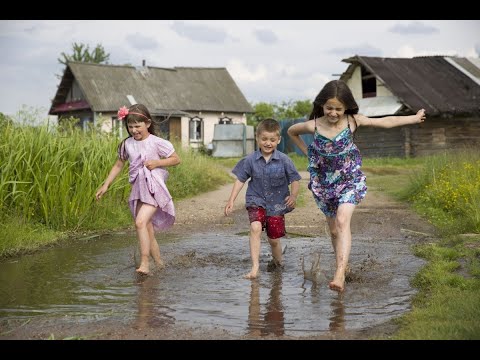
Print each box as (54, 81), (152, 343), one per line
(244, 265), (259, 279)
(136, 264), (150, 275)
(329, 270), (346, 292)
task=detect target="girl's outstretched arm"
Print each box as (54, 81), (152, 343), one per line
(287, 120), (315, 156)
(95, 158), (126, 200)
(144, 152), (181, 170)
(355, 109), (426, 129)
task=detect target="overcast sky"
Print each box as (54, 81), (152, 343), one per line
(0, 20), (479, 117)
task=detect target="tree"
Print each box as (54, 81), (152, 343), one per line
(292, 100), (313, 118)
(247, 99), (312, 127)
(247, 102), (275, 127)
(58, 42), (110, 66)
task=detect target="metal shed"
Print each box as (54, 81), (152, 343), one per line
(211, 124), (255, 157)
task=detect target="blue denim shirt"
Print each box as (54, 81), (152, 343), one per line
(232, 149), (302, 216)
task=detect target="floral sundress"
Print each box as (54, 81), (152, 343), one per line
(307, 115), (367, 217)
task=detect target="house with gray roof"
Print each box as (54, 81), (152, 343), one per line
(339, 55), (480, 157)
(49, 61), (254, 149)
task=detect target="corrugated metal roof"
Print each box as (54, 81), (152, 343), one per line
(341, 56), (480, 116)
(50, 62), (253, 115)
(356, 96), (404, 117)
(467, 57), (480, 73)
(446, 57), (480, 86)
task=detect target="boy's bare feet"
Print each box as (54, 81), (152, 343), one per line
(267, 258), (284, 272)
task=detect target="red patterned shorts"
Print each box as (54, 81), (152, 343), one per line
(247, 207), (285, 239)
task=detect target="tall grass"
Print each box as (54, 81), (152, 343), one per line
(402, 148), (480, 235)
(0, 111), (232, 257)
(0, 117), (127, 230)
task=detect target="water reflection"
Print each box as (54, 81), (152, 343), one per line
(247, 272), (284, 337)
(329, 293), (345, 332)
(0, 231), (425, 337)
(134, 274), (175, 330)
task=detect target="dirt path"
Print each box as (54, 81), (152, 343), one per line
(174, 170), (435, 240)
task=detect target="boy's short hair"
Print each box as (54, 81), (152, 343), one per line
(256, 118), (280, 137)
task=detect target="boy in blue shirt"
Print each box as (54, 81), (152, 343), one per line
(225, 118), (301, 279)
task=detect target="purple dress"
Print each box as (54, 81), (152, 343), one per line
(119, 134), (176, 231)
(307, 116), (367, 217)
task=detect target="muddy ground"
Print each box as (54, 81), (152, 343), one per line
(1, 171), (437, 340)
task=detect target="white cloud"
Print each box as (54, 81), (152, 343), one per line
(227, 59), (267, 83)
(253, 29), (278, 44)
(389, 21), (438, 35)
(125, 33), (160, 51)
(170, 21), (228, 43)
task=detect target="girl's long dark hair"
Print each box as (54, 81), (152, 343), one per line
(309, 80), (359, 120)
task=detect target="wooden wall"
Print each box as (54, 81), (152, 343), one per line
(354, 127), (406, 157)
(354, 117), (480, 158)
(411, 117), (480, 156)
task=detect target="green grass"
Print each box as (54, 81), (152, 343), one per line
(169, 149), (233, 199)
(404, 149), (480, 235)
(287, 153), (309, 172)
(390, 235), (480, 339)
(212, 157), (242, 170)
(0, 215), (62, 258)
(362, 152), (480, 340)
(0, 111), (234, 258)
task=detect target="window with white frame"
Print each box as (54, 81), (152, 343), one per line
(189, 116), (203, 142)
(219, 115), (232, 124)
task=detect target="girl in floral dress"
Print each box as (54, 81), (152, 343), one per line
(96, 104), (181, 275)
(288, 80), (426, 292)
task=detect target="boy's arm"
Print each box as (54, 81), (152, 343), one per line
(285, 180), (300, 209)
(224, 179), (246, 216)
(356, 109), (426, 129)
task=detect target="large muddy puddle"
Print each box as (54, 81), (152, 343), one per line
(0, 228), (425, 338)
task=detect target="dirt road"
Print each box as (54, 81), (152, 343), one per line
(175, 170), (435, 240)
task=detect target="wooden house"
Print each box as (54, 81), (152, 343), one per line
(339, 55), (480, 157)
(49, 61), (254, 149)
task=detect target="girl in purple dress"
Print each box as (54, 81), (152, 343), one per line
(96, 104), (181, 275)
(288, 80), (426, 292)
